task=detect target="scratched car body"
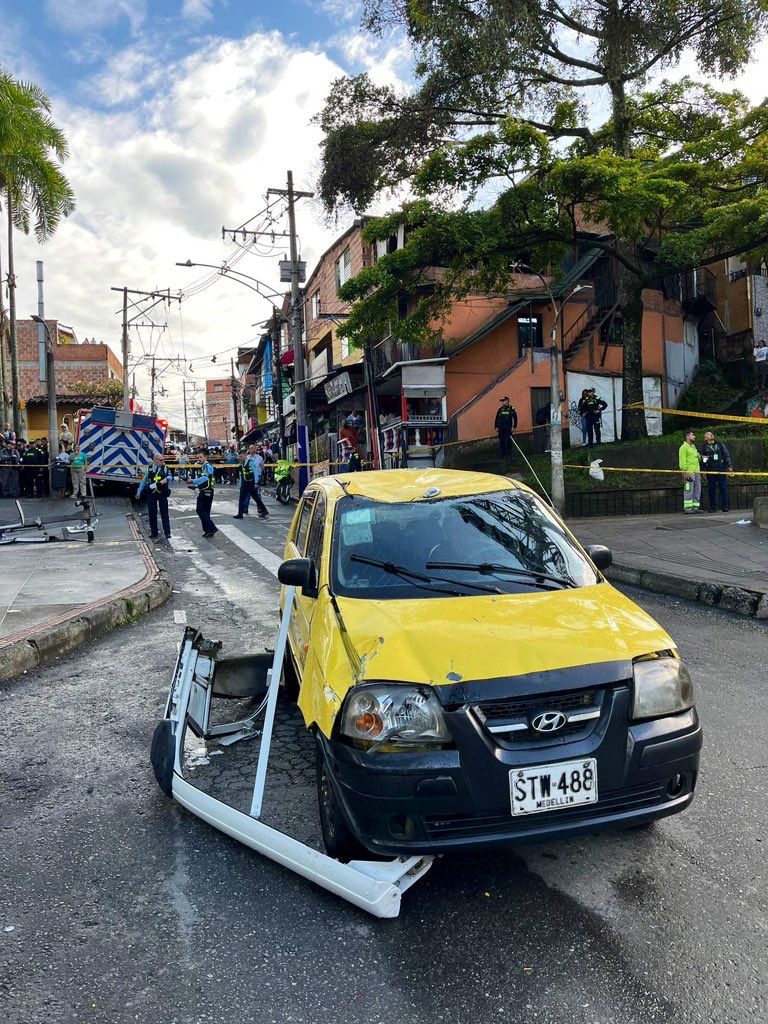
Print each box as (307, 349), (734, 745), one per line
(279, 469), (702, 861)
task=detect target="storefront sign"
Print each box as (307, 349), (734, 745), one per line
(324, 371), (353, 403)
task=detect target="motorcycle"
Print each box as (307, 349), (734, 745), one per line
(274, 460), (294, 504)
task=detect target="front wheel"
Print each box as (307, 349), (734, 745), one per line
(316, 741), (368, 863)
(275, 481), (291, 504)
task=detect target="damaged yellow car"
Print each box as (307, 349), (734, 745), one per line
(278, 469), (701, 861)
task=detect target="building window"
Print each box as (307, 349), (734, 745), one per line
(340, 336), (350, 360)
(214, 383), (223, 392)
(335, 247), (352, 292)
(311, 291), (321, 320)
(518, 315), (543, 351)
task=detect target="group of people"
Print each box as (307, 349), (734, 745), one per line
(136, 443), (273, 541)
(494, 388), (609, 458)
(0, 422), (88, 500)
(678, 429), (734, 513)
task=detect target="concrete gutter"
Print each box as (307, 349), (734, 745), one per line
(0, 516), (172, 684)
(606, 564), (768, 620)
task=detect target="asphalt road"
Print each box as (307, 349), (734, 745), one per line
(1, 485), (766, 1024)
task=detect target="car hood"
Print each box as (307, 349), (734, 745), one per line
(335, 582), (673, 687)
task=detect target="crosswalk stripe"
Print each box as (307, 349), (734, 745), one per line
(216, 524), (283, 578)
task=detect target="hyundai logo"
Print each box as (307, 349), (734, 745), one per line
(531, 711), (567, 733)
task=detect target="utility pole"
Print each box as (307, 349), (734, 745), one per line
(110, 286), (181, 411)
(230, 357), (241, 440)
(182, 381), (189, 446)
(150, 356), (156, 416)
(35, 263), (58, 459)
(7, 192), (21, 435)
(267, 171), (313, 493)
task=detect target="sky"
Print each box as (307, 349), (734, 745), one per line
(0, 0), (410, 432)
(1, 1), (767, 434)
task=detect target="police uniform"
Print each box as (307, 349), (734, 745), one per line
(138, 461), (173, 538)
(494, 401), (518, 457)
(191, 460), (217, 537)
(583, 393), (608, 447)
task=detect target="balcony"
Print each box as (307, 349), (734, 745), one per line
(370, 335), (443, 378)
(681, 267), (717, 313)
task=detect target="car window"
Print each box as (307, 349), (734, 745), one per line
(305, 492), (327, 574)
(294, 493), (315, 553)
(331, 488), (599, 599)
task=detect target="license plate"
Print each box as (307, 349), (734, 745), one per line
(510, 758), (598, 816)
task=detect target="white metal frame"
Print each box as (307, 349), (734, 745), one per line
(160, 586), (433, 919)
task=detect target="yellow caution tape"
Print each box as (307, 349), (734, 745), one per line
(563, 463), (768, 479)
(624, 403), (768, 426)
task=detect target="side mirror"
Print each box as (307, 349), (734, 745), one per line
(278, 557), (317, 597)
(585, 544), (612, 571)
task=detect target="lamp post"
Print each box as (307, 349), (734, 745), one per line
(30, 314), (58, 461)
(511, 268), (590, 514)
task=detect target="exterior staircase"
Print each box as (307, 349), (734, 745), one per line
(562, 282), (620, 365)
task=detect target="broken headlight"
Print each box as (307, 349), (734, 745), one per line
(340, 684), (452, 750)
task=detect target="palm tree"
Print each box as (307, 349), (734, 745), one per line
(0, 72), (75, 434)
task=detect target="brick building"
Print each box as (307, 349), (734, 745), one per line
(205, 378), (233, 444)
(0, 319), (123, 437)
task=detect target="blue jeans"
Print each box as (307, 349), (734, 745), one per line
(580, 415), (589, 445)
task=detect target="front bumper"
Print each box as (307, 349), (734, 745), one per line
(319, 683), (703, 856)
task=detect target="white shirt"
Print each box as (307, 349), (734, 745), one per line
(754, 346), (767, 363)
(57, 452), (70, 464)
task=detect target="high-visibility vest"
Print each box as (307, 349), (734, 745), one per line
(239, 460), (254, 483)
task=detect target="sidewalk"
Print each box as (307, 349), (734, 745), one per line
(571, 510), (768, 617)
(0, 496), (170, 681)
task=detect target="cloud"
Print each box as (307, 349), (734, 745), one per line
(45, 0), (148, 35)
(181, 0), (216, 22)
(10, 31), (366, 429)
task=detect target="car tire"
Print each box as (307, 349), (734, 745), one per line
(316, 741), (368, 863)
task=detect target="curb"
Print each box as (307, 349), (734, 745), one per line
(606, 563), (768, 620)
(0, 515), (172, 684)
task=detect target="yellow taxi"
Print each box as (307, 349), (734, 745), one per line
(278, 469), (702, 861)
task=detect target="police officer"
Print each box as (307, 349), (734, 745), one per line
(233, 450), (256, 519)
(494, 397), (518, 457)
(188, 450), (218, 538)
(701, 430), (733, 513)
(136, 453), (173, 540)
(583, 388), (608, 447)
(19, 439), (39, 498)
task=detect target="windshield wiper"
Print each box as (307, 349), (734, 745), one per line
(350, 554), (500, 596)
(426, 561), (577, 589)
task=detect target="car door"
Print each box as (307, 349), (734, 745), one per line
(292, 491), (327, 678)
(285, 490), (316, 674)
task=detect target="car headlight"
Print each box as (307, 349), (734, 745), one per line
(632, 657), (694, 720)
(340, 684), (452, 750)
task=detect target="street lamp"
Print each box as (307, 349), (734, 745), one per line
(511, 267), (591, 515)
(30, 314), (58, 460)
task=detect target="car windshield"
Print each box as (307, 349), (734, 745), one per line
(331, 488), (599, 599)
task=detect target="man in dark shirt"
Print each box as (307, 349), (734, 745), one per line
(583, 389), (608, 447)
(701, 430), (733, 512)
(494, 397), (518, 458)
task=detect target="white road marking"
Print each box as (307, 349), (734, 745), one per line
(173, 609), (187, 624)
(217, 524), (282, 578)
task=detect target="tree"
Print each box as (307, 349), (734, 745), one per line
(317, 0), (768, 438)
(0, 71), (75, 434)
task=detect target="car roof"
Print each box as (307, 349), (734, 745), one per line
(307, 468), (525, 504)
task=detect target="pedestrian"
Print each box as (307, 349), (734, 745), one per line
(3, 423), (16, 444)
(494, 397), (517, 458)
(37, 437), (50, 497)
(577, 389), (591, 446)
(233, 447), (268, 519)
(53, 444), (70, 498)
(347, 445), (362, 472)
(225, 445), (239, 485)
(678, 429), (702, 513)
(69, 444), (89, 500)
(583, 388), (608, 447)
(59, 420), (74, 446)
(701, 430), (733, 513)
(19, 440), (38, 497)
(136, 453), (172, 540)
(0, 438), (20, 498)
(188, 450), (218, 538)
(754, 341), (768, 390)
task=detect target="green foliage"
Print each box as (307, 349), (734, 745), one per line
(0, 70), (75, 240)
